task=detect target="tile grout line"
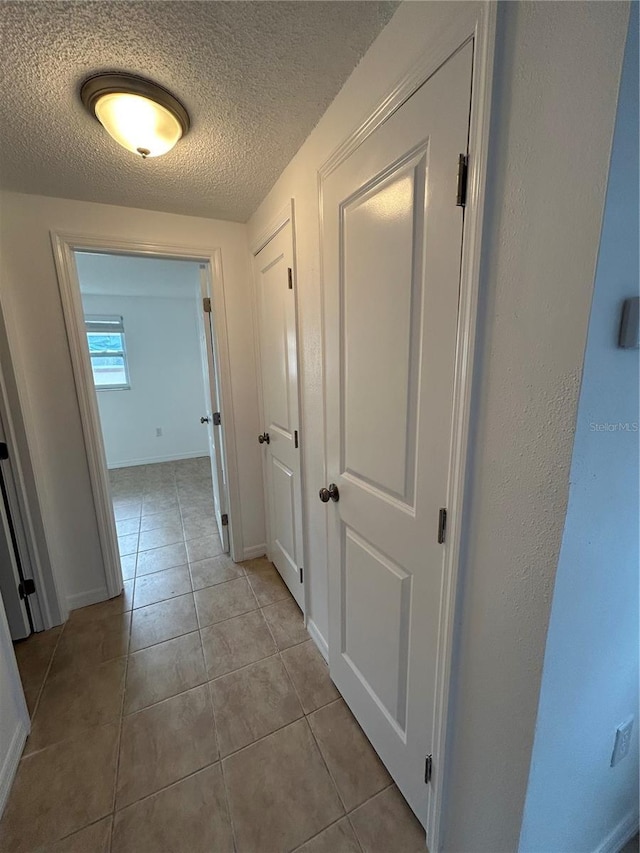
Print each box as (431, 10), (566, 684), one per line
(41, 814), (115, 851)
(115, 464), (234, 842)
(345, 814), (366, 853)
(108, 580), (135, 853)
(27, 622), (65, 726)
(289, 813), (363, 853)
(250, 579), (387, 851)
(108, 758), (223, 818)
(201, 631), (239, 853)
(217, 758), (239, 853)
(267, 636), (358, 846)
(217, 708), (306, 763)
(129, 600), (255, 655)
(303, 703), (350, 816)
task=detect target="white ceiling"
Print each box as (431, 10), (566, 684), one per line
(76, 253), (201, 300)
(0, 1), (397, 222)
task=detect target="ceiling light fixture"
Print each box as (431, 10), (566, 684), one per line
(80, 73), (190, 159)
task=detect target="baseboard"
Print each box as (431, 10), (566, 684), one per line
(66, 586), (108, 612)
(243, 543), (267, 560)
(0, 719), (28, 817)
(595, 810), (640, 853)
(307, 619), (329, 662)
(107, 450), (208, 469)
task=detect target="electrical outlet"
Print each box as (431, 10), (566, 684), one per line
(155, 427), (162, 437)
(611, 717), (634, 767)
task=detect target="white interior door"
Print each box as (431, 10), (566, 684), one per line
(198, 266), (229, 553)
(322, 42), (473, 835)
(254, 220), (304, 610)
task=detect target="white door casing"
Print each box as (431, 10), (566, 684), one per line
(253, 215), (304, 610)
(51, 234), (245, 603)
(198, 265), (230, 552)
(322, 40), (473, 838)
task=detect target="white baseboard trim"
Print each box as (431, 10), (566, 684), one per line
(307, 619), (329, 662)
(66, 586), (109, 612)
(595, 809), (639, 853)
(243, 543), (267, 560)
(0, 719), (28, 817)
(108, 451), (209, 469)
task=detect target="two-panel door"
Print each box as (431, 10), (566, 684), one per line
(322, 42), (473, 834)
(254, 221), (304, 609)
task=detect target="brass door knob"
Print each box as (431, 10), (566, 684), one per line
(319, 483), (339, 503)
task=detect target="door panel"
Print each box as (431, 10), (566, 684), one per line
(323, 42), (473, 835)
(271, 456), (296, 569)
(344, 526), (411, 729)
(261, 262), (291, 434)
(343, 154), (424, 503)
(254, 221), (304, 609)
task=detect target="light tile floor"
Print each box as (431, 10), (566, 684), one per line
(1, 459), (425, 852)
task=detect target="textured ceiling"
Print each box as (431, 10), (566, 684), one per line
(0, 1), (397, 222)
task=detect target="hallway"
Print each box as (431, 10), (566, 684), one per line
(0, 459), (423, 852)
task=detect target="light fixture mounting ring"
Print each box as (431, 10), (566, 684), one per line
(80, 72), (190, 136)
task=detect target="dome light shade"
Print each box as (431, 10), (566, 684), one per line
(81, 74), (190, 158)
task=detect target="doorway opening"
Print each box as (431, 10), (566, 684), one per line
(72, 250), (233, 600)
(51, 232), (244, 609)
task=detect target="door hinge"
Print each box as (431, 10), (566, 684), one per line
(213, 412), (221, 426)
(294, 429), (299, 449)
(437, 508), (447, 544)
(425, 754), (433, 784)
(287, 267), (293, 290)
(18, 578), (36, 599)
(0, 442), (8, 460)
(456, 153), (468, 207)
(221, 513), (228, 526)
(203, 296), (211, 313)
(299, 567), (304, 583)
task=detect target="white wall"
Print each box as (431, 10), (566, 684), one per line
(0, 591), (29, 816)
(247, 2), (629, 850)
(520, 8), (639, 851)
(0, 194), (265, 613)
(78, 255), (210, 468)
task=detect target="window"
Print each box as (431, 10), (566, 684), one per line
(85, 315), (130, 390)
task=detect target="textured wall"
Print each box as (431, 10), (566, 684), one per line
(442, 4), (629, 850)
(81, 292), (210, 469)
(520, 8), (639, 850)
(77, 253), (210, 468)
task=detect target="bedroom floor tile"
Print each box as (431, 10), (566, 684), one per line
(7, 459), (421, 852)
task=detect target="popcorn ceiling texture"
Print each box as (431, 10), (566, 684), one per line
(0, 1), (397, 222)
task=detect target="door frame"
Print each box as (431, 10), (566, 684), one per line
(198, 263), (230, 552)
(51, 232), (244, 599)
(250, 200), (308, 616)
(317, 4), (496, 850)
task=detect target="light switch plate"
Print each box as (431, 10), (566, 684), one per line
(619, 297), (639, 348)
(611, 717), (634, 766)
